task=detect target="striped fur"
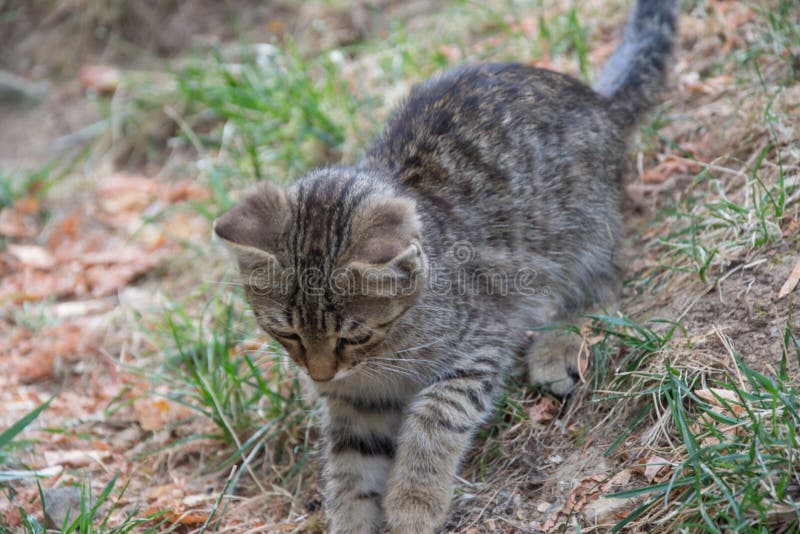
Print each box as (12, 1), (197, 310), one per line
(214, 1), (678, 532)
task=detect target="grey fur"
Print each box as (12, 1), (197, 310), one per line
(214, 1), (678, 532)
(593, 0), (679, 126)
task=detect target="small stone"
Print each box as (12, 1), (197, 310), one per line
(43, 487), (83, 529)
(0, 70), (49, 105)
(536, 501), (551, 513)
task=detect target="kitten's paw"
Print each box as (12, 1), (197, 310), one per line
(383, 488), (445, 534)
(526, 329), (583, 397)
(327, 496), (384, 534)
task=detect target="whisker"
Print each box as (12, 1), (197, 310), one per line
(371, 338), (445, 357)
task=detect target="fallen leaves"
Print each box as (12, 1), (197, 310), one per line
(0, 194), (44, 239)
(1, 173), (210, 308)
(43, 449), (113, 469)
(96, 173), (160, 214)
(538, 471), (632, 531)
(694, 387), (745, 416)
(641, 455), (671, 484)
(96, 173), (208, 222)
(133, 395), (193, 432)
(527, 396), (560, 424)
(0, 174), (211, 389)
(2, 321), (102, 382)
(639, 155), (703, 184)
(536, 457), (677, 531)
(78, 65), (121, 94)
(7, 244), (56, 269)
(782, 217), (800, 238)
(684, 74), (734, 95)
(777, 257), (800, 299)
(144, 483), (215, 526)
(691, 387), (750, 446)
(0, 232), (159, 304)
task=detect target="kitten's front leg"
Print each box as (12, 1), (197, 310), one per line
(323, 396), (403, 534)
(384, 352), (505, 534)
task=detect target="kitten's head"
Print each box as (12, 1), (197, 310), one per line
(214, 168), (426, 382)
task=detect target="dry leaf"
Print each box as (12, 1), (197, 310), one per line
(643, 455), (670, 483)
(694, 387), (745, 416)
(540, 473), (607, 531)
(685, 74), (733, 95)
(53, 299), (113, 318)
(134, 398), (172, 431)
(7, 244), (56, 269)
(9, 321), (101, 382)
(43, 449), (112, 468)
(47, 214), (82, 249)
(15, 197), (40, 215)
(133, 397), (191, 431)
(0, 207), (36, 239)
(146, 509), (210, 526)
(163, 180), (209, 203)
(96, 173), (158, 215)
(527, 396), (559, 424)
(640, 157), (701, 184)
(604, 469), (632, 488)
(783, 218), (800, 237)
(146, 483), (184, 501)
(587, 41), (616, 67)
(436, 45), (462, 63)
(78, 65), (120, 94)
(777, 257), (800, 299)
(183, 494), (215, 507)
(86, 258), (157, 297)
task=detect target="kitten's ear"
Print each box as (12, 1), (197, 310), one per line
(343, 197), (426, 297)
(213, 183), (291, 270)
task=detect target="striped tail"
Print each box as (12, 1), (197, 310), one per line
(593, 0), (679, 129)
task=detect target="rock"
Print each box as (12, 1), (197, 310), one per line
(0, 70), (49, 105)
(43, 486), (83, 529)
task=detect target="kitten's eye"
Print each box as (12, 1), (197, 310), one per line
(272, 331), (301, 343)
(340, 333), (372, 346)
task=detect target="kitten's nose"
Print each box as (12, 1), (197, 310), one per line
(306, 355), (336, 382)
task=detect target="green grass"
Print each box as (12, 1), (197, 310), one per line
(98, 0), (601, 217)
(175, 44), (352, 183)
(578, 314), (686, 459)
(608, 331), (800, 532)
(740, 0), (800, 82)
(103, 42), (359, 215)
(566, 310), (800, 533)
(133, 295), (312, 497)
(0, 403), (166, 533)
(539, 7), (591, 81)
(0, 399), (52, 483)
(636, 146), (794, 289)
(0, 162), (58, 212)
(6, 477), (167, 534)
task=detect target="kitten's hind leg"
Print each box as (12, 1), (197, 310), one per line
(527, 305), (616, 397)
(526, 326), (585, 397)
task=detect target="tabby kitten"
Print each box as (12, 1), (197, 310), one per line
(214, 1), (678, 532)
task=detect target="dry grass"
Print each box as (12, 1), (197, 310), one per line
(1, 0), (799, 532)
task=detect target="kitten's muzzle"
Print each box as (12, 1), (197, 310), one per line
(304, 340), (339, 382)
(308, 367), (336, 382)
